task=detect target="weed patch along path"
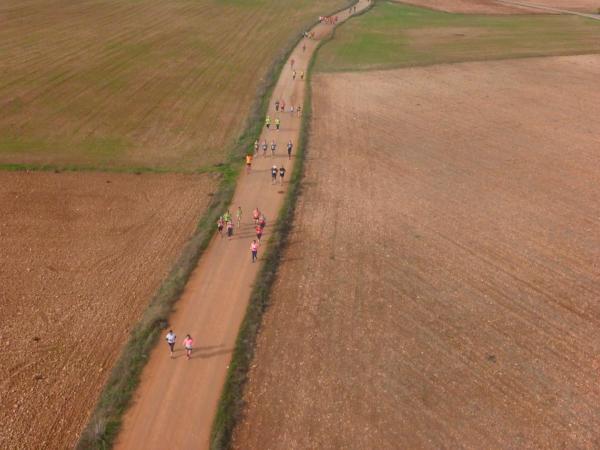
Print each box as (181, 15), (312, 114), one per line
(113, 2), (369, 449)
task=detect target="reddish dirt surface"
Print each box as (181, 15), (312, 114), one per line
(394, 0), (539, 14)
(519, 0), (600, 12)
(113, 2), (370, 449)
(233, 55), (600, 449)
(0, 171), (214, 449)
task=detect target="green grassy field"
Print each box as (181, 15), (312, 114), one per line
(0, 0), (346, 169)
(316, 1), (600, 71)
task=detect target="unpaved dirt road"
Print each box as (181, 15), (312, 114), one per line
(0, 172), (214, 449)
(114, 2), (370, 449)
(233, 55), (600, 449)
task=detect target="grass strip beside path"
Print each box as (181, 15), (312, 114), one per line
(316, 1), (600, 72)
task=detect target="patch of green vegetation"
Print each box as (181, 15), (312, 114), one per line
(316, 1), (600, 71)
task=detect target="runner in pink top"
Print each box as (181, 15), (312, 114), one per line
(183, 335), (193, 360)
(251, 240), (259, 263)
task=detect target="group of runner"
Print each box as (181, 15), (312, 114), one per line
(319, 15), (338, 24)
(165, 330), (194, 360)
(216, 207), (242, 240)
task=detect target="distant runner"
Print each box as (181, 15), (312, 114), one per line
(275, 100), (280, 112)
(279, 165), (286, 185)
(271, 165), (278, 184)
(165, 330), (176, 358)
(262, 139), (268, 157)
(271, 140), (277, 157)
(265, 115), (271, 129)
(297, 105), (302, 117)
(287, 140), (293, 159)
(252, 207), (260, 225)
(183, 335), (193, 360)
(254, 139), (259, 154)
(217, 216), (224, 237)
(255, 224), (263, 242)
(293, 70), (296, 80)
(251, 240), (259, 263)
(236, 206), (242, 228)
(226, 220), (234, 240)
(300, 71), (304, 80)
(245, 153), (253, 174)
(275, 117), (280, 131)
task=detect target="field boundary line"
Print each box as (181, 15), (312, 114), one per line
(74, 7), (332, 448)
(208, 1), (374, 449)
(496, 0), (600, 19)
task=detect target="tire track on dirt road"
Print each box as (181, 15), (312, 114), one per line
(113, 2), (370, 449)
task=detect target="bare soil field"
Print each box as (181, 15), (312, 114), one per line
(397, 0), (600, 14)
(0, 0), (345, 169)
(395, 0), (536, 14)
(0, 171), (214, 449)
(233, 55), (600, 449)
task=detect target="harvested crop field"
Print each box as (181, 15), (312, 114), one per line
(394, 0), (536, 14)
(0, 0), (346, 169)
(233, 55), (600, 449)
(0, 171), (215, 449)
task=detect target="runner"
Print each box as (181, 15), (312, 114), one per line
(297, 105), (302, 117)
(217, 216), (224, 237)
(226, 220), (234, 240)
(223, 209), (232, 224)
(290, 58), (295, 69)
(262, 139), (268, 157)
(271, 165), (278, 184)
(275, 100), (280, 112)
(271, 140), (277, 158)
(293, 70), (296, 80)
(245, 153), (252, 174)
(279, 165), (286, 185)
(265, 115), (271, 129)
(287, 140), (293, 159)
(251, 240), (259, 263)
(236, 206), (242, 228)
(252, 207), (260, 225)
(259, 214), (266, 230)
(281, 99), (286, 112)
(183, 335), (193, 360)
(275, 117), (280, 131)
(289, 104), (294, 115)
(165, 330), (176, 358)
(254, 139), (259, 154)
(300, 71), (304, 80)
(302, 43), (306, 52)
(255, 224), (263, 242)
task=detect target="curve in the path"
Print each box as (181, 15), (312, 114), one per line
(114, 1), (370, 449)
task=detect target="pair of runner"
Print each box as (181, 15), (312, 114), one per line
(217, 209), (235, 239)
(165, 330), (193, 360)
(271, 165), (286, 185)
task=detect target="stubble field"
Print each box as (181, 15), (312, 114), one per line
(0, 171), (215, 449)
(397, 0), (600, 14)
(233, 55), (600, 448)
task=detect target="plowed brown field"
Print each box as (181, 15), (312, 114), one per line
(394, 0), (535, 14)
(233, 55), (600, 449)
(0, 171), (214, 449)
(397, 0), (600, 14)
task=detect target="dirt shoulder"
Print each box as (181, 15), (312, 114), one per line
(233, 55), (600, 449)
(0, 171), (215, 449)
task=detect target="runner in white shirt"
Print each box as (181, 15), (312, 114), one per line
(165, 330), (176, 358)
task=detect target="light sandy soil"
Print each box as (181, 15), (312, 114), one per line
(0, 171), (214, 449)
(233, 54), (600, 449)
(395, 0), (539, 14)
(521, 0), (600, 12)
(112, 2), (371, 449)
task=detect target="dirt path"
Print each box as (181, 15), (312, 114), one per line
(497, 0), (600, 18)
(114, 2), (369, 449)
